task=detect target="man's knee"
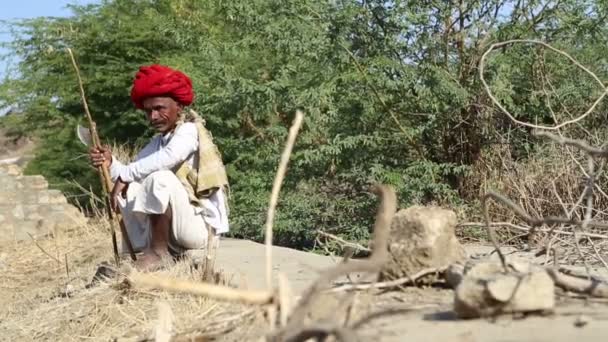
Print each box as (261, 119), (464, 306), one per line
(143, 170), (180, 188)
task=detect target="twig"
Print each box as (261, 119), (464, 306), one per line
(533, 131), (608, 158)
(202, 225), (218, 282)
(479, 39), (607, 130)
(330, 266), (447, 292)
(129, 273), (274, 305)
(27, 232), (61, 264)
(265, 110), (304, 290)
(482, 192), (509, 270)
(477, 191), (608, 229)
(154, 302), (173, 342)
(263, 110), (304, 331)
(278, 273), (293, 327)
(316, 230), (371, 252)
(587, 235), (608, 271)
(547, 268), (608, 297)
(64, 253), (70, 281)
(457, 222), (608, 239)
(273, 185), (397, 342)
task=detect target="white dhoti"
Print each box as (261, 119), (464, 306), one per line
(117, 170), (208, 255)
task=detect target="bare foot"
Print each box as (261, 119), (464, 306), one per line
(134, 250), (170, 272)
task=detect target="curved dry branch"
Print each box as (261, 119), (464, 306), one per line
(272, 184), (397, 342)
(479, 39), (607, 130)
(533, 131), (608, 158)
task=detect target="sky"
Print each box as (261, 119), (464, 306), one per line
(0, 0), (99, 77)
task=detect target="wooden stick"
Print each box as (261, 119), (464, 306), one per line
(66, 48), (136, 264)
(546, 268), (608, 297)
(316, 230), (371, 252)
(278, 272), (293, 327)
(330, 266), (447, 292)
(264, 110), (304, 289)
(130, 273), (274, 305)
(203, 224), (218, 281)
(457, 222), (608, 239)
(482, 192), (509, 271)
(26, 232), (61, 264)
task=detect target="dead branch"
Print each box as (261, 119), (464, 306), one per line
(329, 266), (447, 292)
(129, 273), (274, 305)
(26, 232), (61, 264)
(479, 38), (608, 304)
(457, 222), (608, 240)
(546, 268), (608, 297)
(316, 230), (371, 253)
(265, 110), (304, 289)
(278, 273), (293, 327)
(482, 192), (510, 270)
(271, 184), (397, 342)
(479, 192), (608, 230)
(533, 131), (608, 158)
(479, 39), (607, 131)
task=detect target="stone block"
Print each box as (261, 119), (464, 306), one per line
(22, 192), (38, 204)
(38, 189), (67, 204)
(21, 175), (48, 190)
(0, 166), (87, 241)
(454, 261), (555, 318)
(0, 164), (22, 176)
(26, 211), (44, 221)
(381, 205), (466, 280)
(11, 204), (24, 220)
(0, 192), (16, 204)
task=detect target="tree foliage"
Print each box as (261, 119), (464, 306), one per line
(2, 0), (608, 249)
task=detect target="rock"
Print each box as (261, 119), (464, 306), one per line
(575, 315), (590, 328)
(453, 260), (555, 318)
(380, 206), (466, 281)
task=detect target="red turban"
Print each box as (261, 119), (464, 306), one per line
(130, 64), (194, 109)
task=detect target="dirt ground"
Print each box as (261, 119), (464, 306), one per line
(2, 222), (608, 342)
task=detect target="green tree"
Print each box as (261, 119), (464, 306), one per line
(2, 0), (608, 249)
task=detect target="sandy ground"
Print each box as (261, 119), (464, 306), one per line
(2, 220), (608, 341)
(215, 239), (608, 342)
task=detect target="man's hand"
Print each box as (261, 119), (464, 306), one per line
(110, 178), (129, 213)
(89, 145), (112, 169)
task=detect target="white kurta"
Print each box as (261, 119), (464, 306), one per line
(109, 122), (229, 253)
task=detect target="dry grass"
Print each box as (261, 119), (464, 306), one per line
(462, 140), (608, 223)
(457, 132), (608, 272)
(0, 220), (263, 341)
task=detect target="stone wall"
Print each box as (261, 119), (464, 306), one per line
(0, 163), (87, 241)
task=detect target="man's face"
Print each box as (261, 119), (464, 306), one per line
(142, 97), (182, 134)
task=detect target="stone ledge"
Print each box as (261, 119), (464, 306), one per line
(0, 163), (87, 241)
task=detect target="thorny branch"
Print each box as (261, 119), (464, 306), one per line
(271, 184), (397, 342)
(480, 40), (608, 276)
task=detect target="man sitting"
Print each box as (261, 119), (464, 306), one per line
(89, 64), (229, 271)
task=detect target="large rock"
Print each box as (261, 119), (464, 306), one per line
(453, 260), (555, 318)
(380, 206), (466, 280)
